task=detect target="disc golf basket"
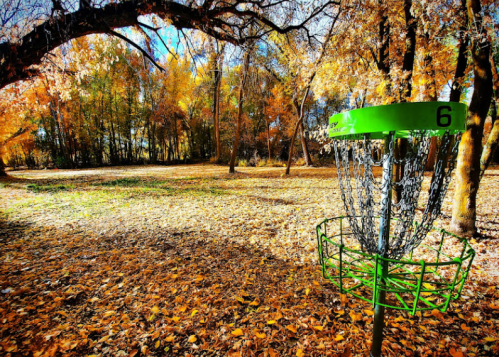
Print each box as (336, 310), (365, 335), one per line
(316, 102), (475, 357)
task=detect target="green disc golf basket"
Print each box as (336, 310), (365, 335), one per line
(316, 102), (475, 357)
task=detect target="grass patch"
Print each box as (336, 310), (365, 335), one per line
(26, 183), (72, 193)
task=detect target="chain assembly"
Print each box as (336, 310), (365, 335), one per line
(332, 131), (461, 261)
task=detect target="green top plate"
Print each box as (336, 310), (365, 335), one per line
(329, 102), (467, 139)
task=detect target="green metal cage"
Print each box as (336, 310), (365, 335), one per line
(317, 216), (475, 315)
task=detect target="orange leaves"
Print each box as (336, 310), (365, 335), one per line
(255, 331), (266, 339)
(188, 335), (197, 343)
(231, 328), (244, 337)
(431, 309), (444, 320)
(449, 348), (464, 357)
(363, 310), (374, 316)
(349, 311), (363, 322)
(286, 325), (297, 333)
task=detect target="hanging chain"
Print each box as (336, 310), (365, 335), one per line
(333, 131), (460, 260)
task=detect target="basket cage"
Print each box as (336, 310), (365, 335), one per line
(317, 216), (475, 315)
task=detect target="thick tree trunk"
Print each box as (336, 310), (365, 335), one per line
(451, 0), (493, 236)
(299, 121), (313, 166)
(229, 49), (251, 173)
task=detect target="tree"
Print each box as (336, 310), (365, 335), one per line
(0, 0), (339, 90)
(450, 0), (494, 236)
(229, 47), (252, 173)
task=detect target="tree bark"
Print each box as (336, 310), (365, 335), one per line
(229, 49), (251, 173)
(393, 0), (416, 204)
(299, 121), (313, 166)
(212, 42), (225, 162)
(449, 0), (469, 103)
(479, 54), (499, 180)
(451, 0), (493, 236)
(286, 90), (310, 175)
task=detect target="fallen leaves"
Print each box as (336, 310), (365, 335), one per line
(0, 165), (498, 357)
(231, 329), (244, 337)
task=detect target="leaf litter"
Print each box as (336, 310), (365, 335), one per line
(0, 164), (498, 356)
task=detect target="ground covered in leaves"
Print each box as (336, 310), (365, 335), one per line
(1, 164), (498, 357)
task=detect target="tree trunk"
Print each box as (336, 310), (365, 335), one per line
(393, 0), (416, 204)
(451, 0), (493, 236)
(480, 113), (499, 179)
(299, 121), (313, 166)
(267, 120), (272, 160)
(229, 49), (251, 173)
(423, 42), (438, 171)
(449, 0), (469, 103)
(0, 154), (6, 176)
(212, 42), (225, 162)
(286, 89), (310, 175)
(479, 53), (499, 180)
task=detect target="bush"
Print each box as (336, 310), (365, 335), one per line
(294, 157), (306, 166)
(238, 159), (249, 167)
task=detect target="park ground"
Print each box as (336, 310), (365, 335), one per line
(0, 164), (498, 357)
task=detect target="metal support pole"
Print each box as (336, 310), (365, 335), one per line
(371, 133), (394, 357)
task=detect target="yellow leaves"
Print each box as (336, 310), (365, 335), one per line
(363, 310), (374, 316)
(191, 309), (198, 317)
(171, 316), (180, 323)
(249, 298), (260, 306)
(255, 331), (266, 339)
(305, 288), (310, 296)
(231, 328), (244, 337)
(334, 335), (344, 341)
(188, 335), (197, 343)
(286, 325), (297, 333)
(267, 320), (277, 325)
(313, 326), (323, 331)
(151, 306), (160, 314)
(296, 349), (304, 357)
(340, 294), (348, 305)
(349, 311), (362, 322)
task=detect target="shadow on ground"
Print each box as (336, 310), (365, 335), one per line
(1, 217), (498, 356)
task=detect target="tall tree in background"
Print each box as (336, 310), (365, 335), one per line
(229, 47), (252, 173)
(210, 41), (226, 163)
(451, 0), (494, 236)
